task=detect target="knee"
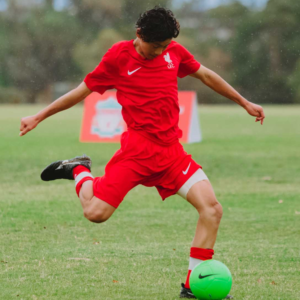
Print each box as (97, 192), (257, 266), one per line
(84, 209), (110, 224)
(212, 201), (223, 222)
(199, 198), (223, 223)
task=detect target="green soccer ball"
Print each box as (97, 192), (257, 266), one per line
(189, 259), (232, 300)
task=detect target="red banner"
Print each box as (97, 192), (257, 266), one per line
(80, 91), (201, 143)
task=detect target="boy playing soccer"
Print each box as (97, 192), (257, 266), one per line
(20, 7), (265, 299)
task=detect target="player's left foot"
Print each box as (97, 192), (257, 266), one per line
(179, 283), (233, 299)
(40, 154), (91, 181)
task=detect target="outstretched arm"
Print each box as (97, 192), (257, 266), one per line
(190, 65), (265, 125)
(19, 82), (92, 136)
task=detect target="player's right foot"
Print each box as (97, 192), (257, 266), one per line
(179, 283), (233, 299)
(179, 283), (196, 298)
(41, 154), (91, 181)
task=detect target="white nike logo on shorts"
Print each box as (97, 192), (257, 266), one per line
(182, 162), (191, 175)
(128, 67), (141, 75)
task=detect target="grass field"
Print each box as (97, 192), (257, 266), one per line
(1, 104), (299, 300)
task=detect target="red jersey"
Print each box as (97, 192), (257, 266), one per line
(84, 40), (200, 145)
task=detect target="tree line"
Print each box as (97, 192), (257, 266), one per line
(0, 0), (299, 104)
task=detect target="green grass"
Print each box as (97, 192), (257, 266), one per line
(0, 104), (299, 300)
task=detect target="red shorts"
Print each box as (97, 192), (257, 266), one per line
(93, 130), (201, 208)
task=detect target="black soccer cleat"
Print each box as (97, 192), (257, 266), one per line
(180, 283), (196, 299)
(41, 154), (92, 181)
(179, 283), (233, 299)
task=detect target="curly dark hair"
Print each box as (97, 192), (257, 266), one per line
(136, 6), (180, 43)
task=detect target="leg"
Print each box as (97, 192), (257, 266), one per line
(40, 154), (115, 223)
(78, 180), (116, 223)
(40, 154), (119, 224)
(177, 168), (227, 297)
(186, 179), (223, 249)
(78, 161), (144, 223)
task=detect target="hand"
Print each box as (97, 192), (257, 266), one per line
(244, 102), (265, 125)
(19, 115), (39, 136)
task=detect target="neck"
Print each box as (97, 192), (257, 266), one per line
(133, 38), (146, 58)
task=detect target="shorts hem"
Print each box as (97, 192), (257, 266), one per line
(177, 168), (208, 199)
(175, 166), (202, 194)
(177, 167), (201, 192)
(159, 166), (202, 201)
(93, 184), (122, 209)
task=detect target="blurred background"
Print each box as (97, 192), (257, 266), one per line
(0, 0), (299, 105)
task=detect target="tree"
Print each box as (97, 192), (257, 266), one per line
(73, 28), (124, 75)
(231, 0), (300, 103)
(3, 7), (82, 102)
(288, 59), (300, 103)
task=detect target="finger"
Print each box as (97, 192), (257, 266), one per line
(20, 120), (25, 131)
(19, 124), (26, 136)
(20, 127), (30, 136)
(259, 108), (265, 119)
(255, 117), (264, 123)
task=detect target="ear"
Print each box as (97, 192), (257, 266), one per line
(136, 28), (142, 39)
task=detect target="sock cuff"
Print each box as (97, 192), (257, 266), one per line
(75, 177), (93, 197)
(73, 165), (90, 178)
(190, 247), (214, 260)
(75, 172), (93, 185)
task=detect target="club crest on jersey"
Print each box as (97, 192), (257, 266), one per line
(164, 52), (175, 69)
(91, 97), (124, 138)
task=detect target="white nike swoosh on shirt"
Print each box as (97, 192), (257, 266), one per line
(182, 162), (191, 175)
(128, 67), (141, 75)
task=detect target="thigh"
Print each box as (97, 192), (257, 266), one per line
(93, 161), (146, 209)
(155, 157), (202, 200)
(88, 195), (117, 220)
(93, 131), (156, 208)
(186, 180), (219, 212)
(177, 168), (208, 199)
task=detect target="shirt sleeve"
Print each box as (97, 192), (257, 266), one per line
(177, 44), (201, 78)
(84, 46), (119, 94)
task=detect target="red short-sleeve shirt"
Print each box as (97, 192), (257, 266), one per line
(84, 40), (200, 145)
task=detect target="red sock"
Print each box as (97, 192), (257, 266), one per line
(184, 247), (214, 289)
(73, 165), (94, 197)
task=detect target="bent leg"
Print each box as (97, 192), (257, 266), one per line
(186, 179), (223, 249)
(78, 161), (142, 223)
(78, 180), (116, 223)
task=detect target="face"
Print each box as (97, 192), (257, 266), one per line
(136, 31), (172, 60)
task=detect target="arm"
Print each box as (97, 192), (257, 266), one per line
(19, 82), (92, 136)
(190, 65), (265, 124)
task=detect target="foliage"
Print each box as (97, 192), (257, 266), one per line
(288, 59), (300, 103)
(0, 0), (299, 103)
(0, 6), (81, 102)
(73, 28), (124, 75)
(230, 0), (300, 103)
(0, 86), (27, 103)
